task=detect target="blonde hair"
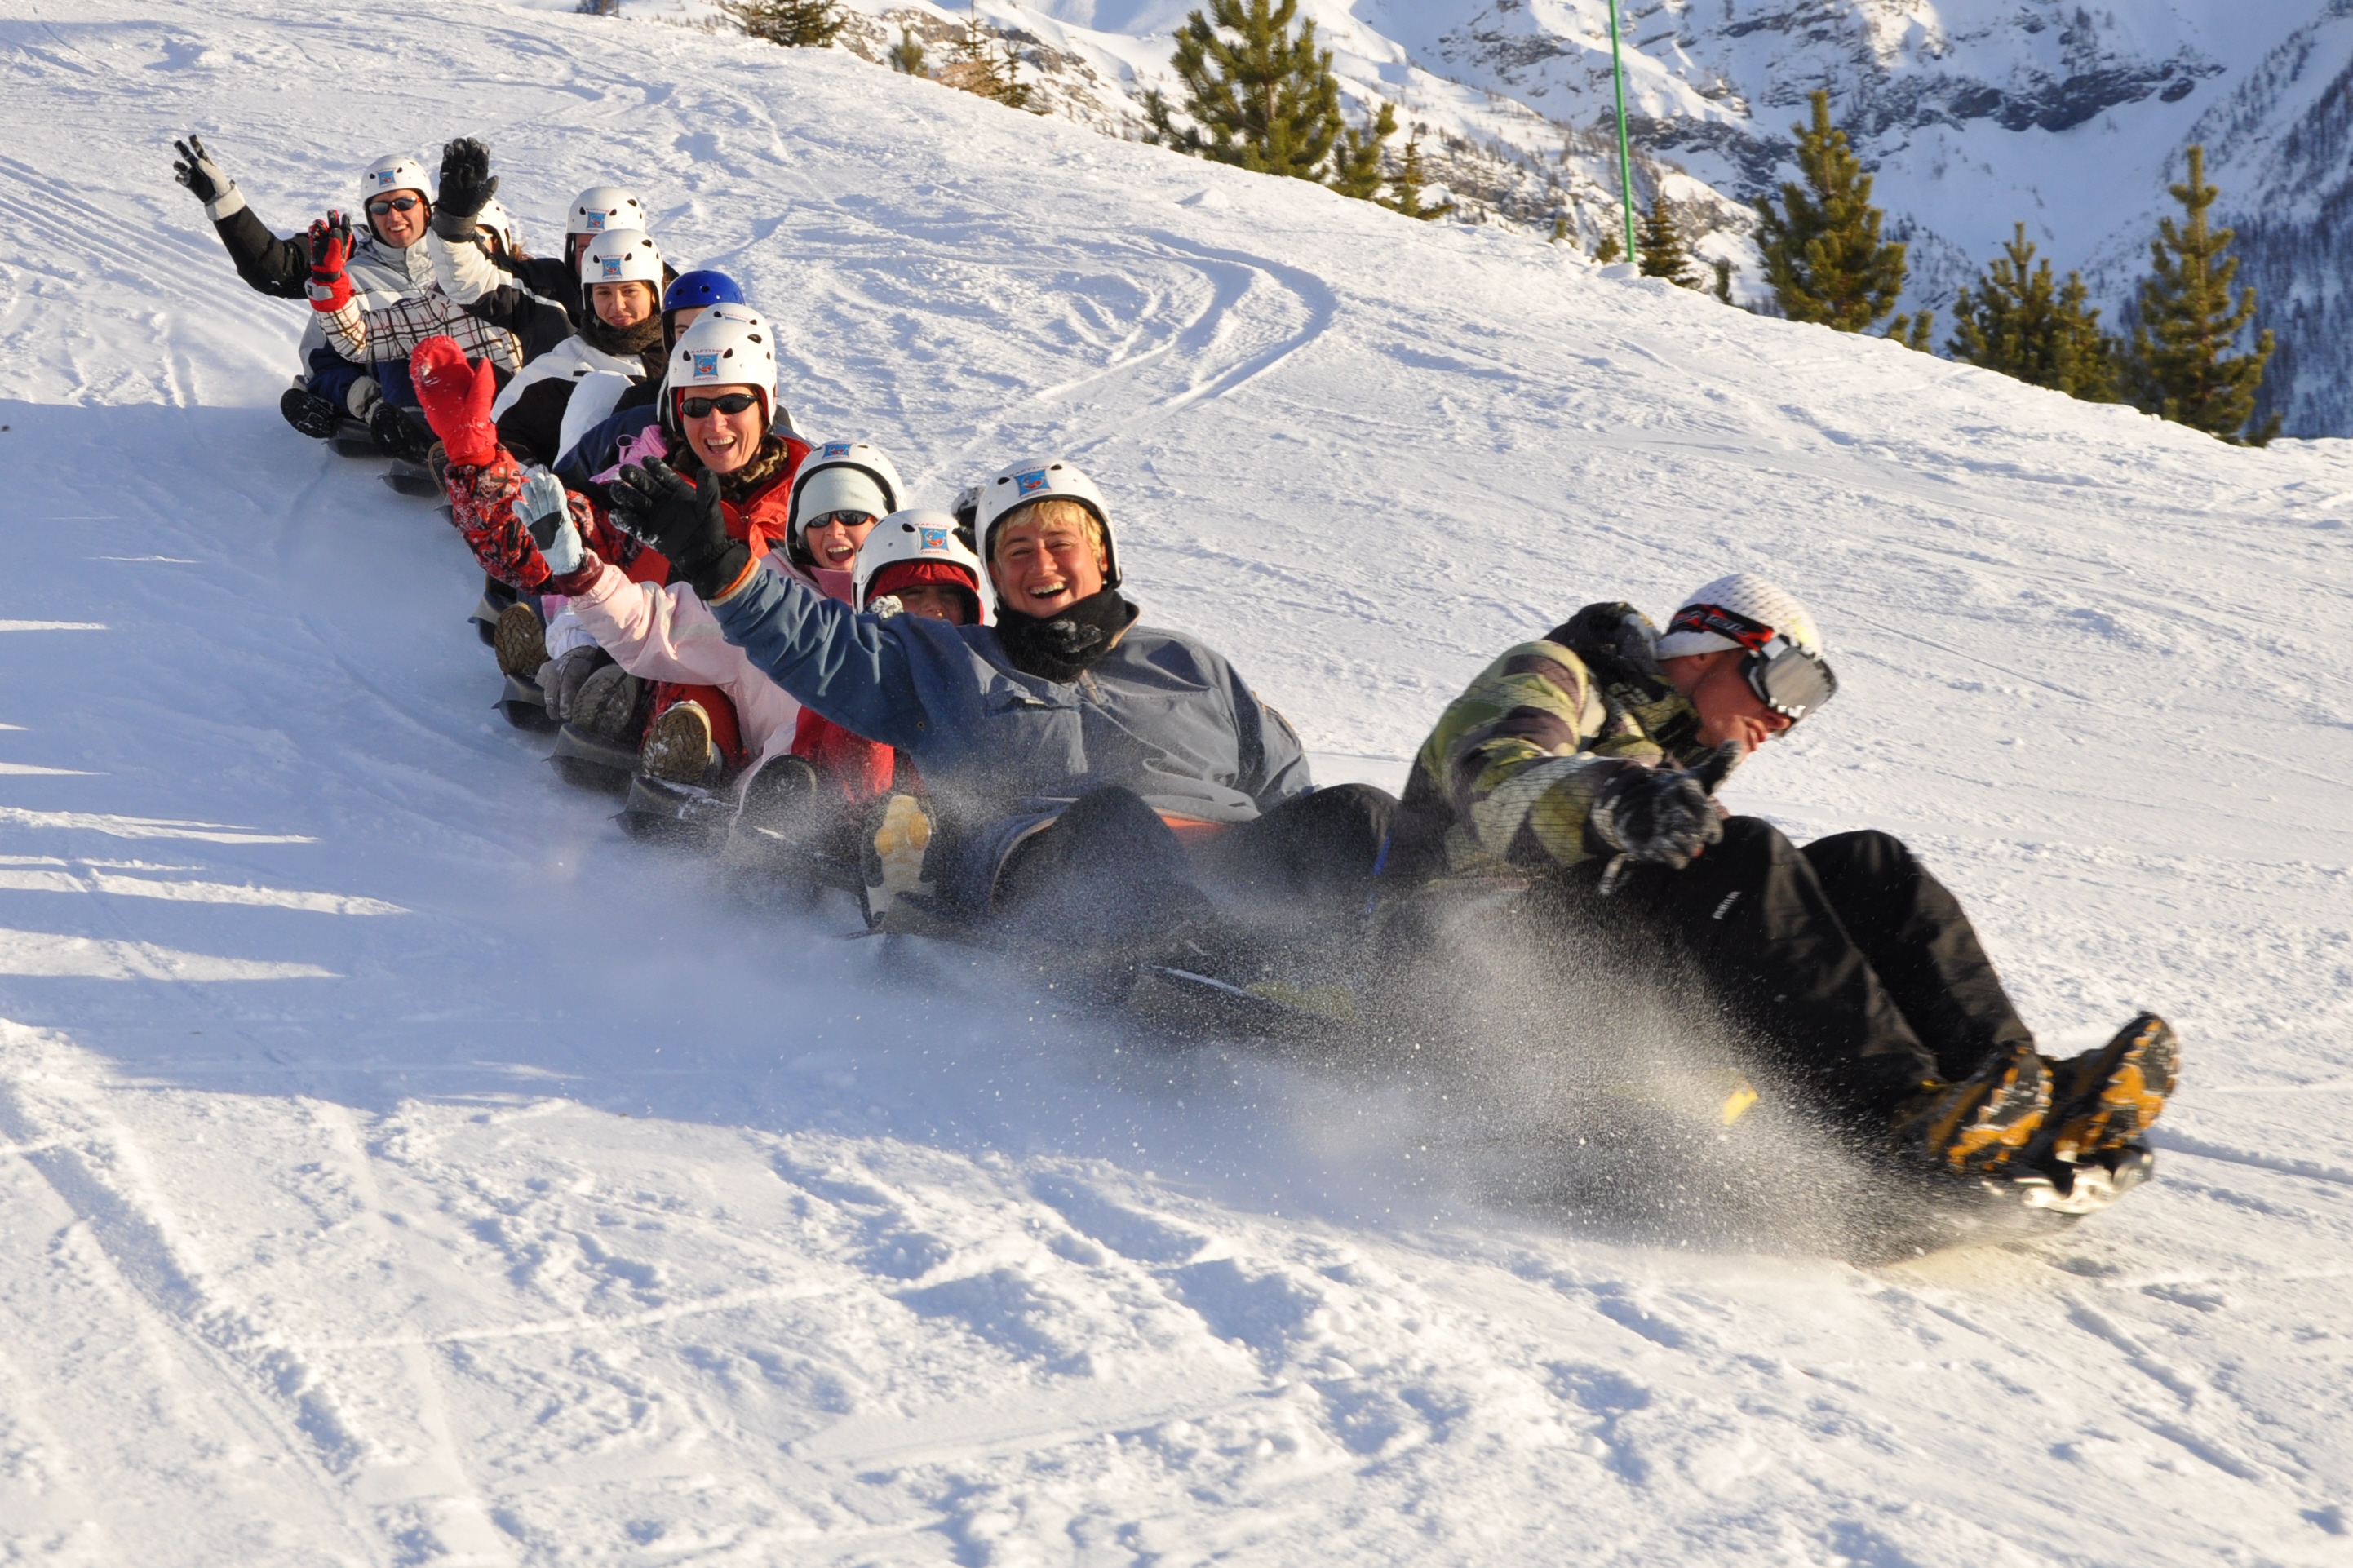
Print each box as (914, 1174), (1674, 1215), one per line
(990, 497), (1104, 561)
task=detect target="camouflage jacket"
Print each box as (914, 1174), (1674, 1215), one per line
(1384, 603), (1717, 882)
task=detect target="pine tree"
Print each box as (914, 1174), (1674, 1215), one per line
(1549, 215), (1571, 245)
(1712, 257), (1734, 304)
(889, 27), (926, 76)
(1947, 224), (2120, 401)
(719, 0), (842, 49)
(937, 11), (1030, 109)
(2127, 145), (2280, 445)
(1636, 189), (1699, 288)
(1328, 100), (1401, 201)
(1593, 228), (1622, 264)
(1753, 91), (1908, 331)
(1379, 133), (1454, 221)
(1143, 0), (1391, 200)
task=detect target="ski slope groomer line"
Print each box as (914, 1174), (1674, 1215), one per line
(2, 0), (2351, 1561)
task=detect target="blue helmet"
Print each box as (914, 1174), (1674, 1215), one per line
(662, 269), (744, 314)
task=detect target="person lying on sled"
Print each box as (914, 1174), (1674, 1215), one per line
(1375, 572), (2176, 1193)
(605, 454), (1395, 945)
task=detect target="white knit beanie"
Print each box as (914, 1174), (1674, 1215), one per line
(1655, 574), (1824, 659)
(794, 467), (891, 529)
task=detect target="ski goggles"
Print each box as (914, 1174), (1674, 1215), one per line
(1665, 602), (1839, 722)
(366, 195), (421, 215)
(677, 391), (760, 419)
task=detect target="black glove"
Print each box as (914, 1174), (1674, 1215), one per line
(171, 135), (230, 205)
(609, 459), (749, 601)
(431, 137), (498, 239)
(1585, 742), (1743, 870)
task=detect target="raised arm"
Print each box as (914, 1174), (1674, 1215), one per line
(605, 459), (932, 751)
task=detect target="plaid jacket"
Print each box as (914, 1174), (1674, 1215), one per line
(321, 284), (521, 373)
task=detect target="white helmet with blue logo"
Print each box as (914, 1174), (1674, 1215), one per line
(853, 509), (990, 625)
(578, 228), (662, 287)
(977, 458), (1119, 590)
(473, 197), (521, 256)
(662, 307), (778, 434)
(569, 185), (647, 237)
(358, 153), (432, 204)
(789, 441), (906, 550)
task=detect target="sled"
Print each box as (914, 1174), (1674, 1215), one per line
(497, 673), (556, 732)
(547, 723), (636, 794)
(382, 458), (440, 498)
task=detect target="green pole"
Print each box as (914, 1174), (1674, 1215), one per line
(1606, 0), (1637, 265)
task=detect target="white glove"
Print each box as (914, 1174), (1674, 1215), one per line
(516, 472), (583, 574)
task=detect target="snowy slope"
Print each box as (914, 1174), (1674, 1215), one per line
(3, 0), (2353, 1563)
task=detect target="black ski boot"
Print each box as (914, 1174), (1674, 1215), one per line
(370, 401), (434, 462)
(280, 387), (342, 440)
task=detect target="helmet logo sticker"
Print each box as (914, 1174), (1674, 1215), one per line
(1015, 468), (1049, 497)
(919, 526), (948, 551)
(821, 441), (853, 458)
(691, 351), (720, 379)
(583, 211), (605, 231)
(600, 258), (622, 279)
(372, 170), (397, 188)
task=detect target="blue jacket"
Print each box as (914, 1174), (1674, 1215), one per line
(712, 566), (1313, 895)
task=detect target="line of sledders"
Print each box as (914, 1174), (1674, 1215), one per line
(174, 134), (2176, 1211)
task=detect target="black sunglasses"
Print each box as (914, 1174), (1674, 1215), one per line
(679, 392), (760, 419)
(366, 195), (421, 215)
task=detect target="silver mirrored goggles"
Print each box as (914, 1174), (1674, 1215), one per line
(1664, 603), (1838, 722)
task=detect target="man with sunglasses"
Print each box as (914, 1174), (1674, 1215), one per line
(171, 138), (445, 450)
(1379, 573), (2174, 1203)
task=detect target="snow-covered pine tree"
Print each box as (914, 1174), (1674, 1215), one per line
(1144, 0), (1392, 202)
(1948, 224), (2120, 401)
(719, 0), (842, 49)
(889, 28), (926, 76)
(1380, 134), (1454, 221)
(1637, 189), (1699, 288)
(1753, 91), (1908, 333)
(2128, 145), (2280, 445)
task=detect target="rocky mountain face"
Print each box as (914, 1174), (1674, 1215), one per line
(795, 0), (2353, 432)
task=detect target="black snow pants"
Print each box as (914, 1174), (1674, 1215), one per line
(1566, 817), (2034, 1126)
(995, 783), (1398, 950)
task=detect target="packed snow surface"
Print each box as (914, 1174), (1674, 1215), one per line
(2, 1), (2351, 1562)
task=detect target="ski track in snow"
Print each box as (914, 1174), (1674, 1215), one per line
(1, 1), (2351, 1562)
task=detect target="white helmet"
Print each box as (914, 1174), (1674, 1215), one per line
(790, 441), (906, 551)
(854, 509), (990, 625)
(977, 458), (1120, 591)
(569, 184), (647, 236)
(358, 153), (432, 203)
(474, 197), (521, 256)
(578, 227), (663, 287)
(1655, 574), (1825, 658)
(662, 307), (778, 433)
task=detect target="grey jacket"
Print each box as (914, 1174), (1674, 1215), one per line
(711, 567), (1313, 903)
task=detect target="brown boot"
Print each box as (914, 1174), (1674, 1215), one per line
(1891, 1048), (2051, 1176)
(640, 700), (720, 786)
(2040, 1012), (2178, 1163)
(493, 600), (547, 679)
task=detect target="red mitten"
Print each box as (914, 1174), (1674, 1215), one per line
(410, 335), (500, 467)
(305, 212), (353, 312)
